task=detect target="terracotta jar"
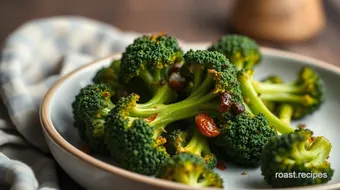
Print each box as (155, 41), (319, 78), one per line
(231, 0), (326, 43)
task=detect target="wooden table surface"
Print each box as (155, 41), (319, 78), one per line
(0, 0), (339, 189)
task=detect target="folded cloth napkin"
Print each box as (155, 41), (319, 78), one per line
(0, 16), (141, 190)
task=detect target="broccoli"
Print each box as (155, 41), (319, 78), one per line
(119, 33), (183, 99)
(208, 34), (261, 70)
(93, 60), (122, 89)
(72, 84), (115, 154)
(261, 128), (334, 187)
(260, 75), (294, 124)
(156, 153), (223, 188)
(238, 69), (301, 134)
(252, 67), (325, 119)
(164, 126), (217, 169)
(261, 75), (283, 112)
(214, 112), (277, 166)
(277, 104), (294, 125)
(104, 50), (244, 175)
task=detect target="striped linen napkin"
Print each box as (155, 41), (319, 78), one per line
(0, 16), (139, 190)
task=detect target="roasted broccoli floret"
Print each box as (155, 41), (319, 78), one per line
(156, 153), (223, 188)
(214, 112), (277, 166)
(238, 69), (297, 134)
(119, 33), (183, 97)
(261, 129), (334, 188)
(104, 50), (244, 175)
(180, 49), (244, 112)
(252, 67), (325, 119)
(72, 84), (115, 154)
(164, 126), (217, 169)
(208, 34), (261, 70)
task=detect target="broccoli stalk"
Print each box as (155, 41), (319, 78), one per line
(104, 50), (244, 175)
(261, 129), (334, 187)
(156, 153), (223, 188)
(165, 126), (217, 169)
(251, 67), (325, 119)
(277, 104), (294, 125)
(260, 75), (283, 112)
(208, 34), (261, 70)
(237, 69), (294, 134)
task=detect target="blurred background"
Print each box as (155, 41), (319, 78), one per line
(0, 0), (339, 189)
(0, 0), (340, 65)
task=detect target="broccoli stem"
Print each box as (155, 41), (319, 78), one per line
(139, 69), (155, 86)
(259, 93), (316, 106)
(278, 104), (293, 125)
(244, 103), (253, 115)
(238, 70), (294, 134)
(152, 69), (162, 82)
(137, 84), (175, 108)
(180, 127), (211, 157)
(189, 74), (214, 98)
(193, 69), (204, 91)
(150, 92), (219, 131)
(233, 59), (244, 70)
(252, 82), (304, 94)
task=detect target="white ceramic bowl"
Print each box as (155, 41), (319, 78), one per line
(40, 46), (340, 190)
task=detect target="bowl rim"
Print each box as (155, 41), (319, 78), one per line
(40, 45), (340, 190)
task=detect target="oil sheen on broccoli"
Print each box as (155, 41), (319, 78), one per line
(156, 153), (223, 188)
(208, 34), (261, 70)
(261, 129), (334, 188)
(104, 49), (243, 175)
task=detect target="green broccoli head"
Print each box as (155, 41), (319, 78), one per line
(214, 112), (277, 166)
(181, 50), (244, 113)
(291, 67), (326, 119)
(208, 34), (261, 70)
(156, 153), (223, 188)
(104, 110), (169, 175)
(119, 33), (183, 90)
(71, 84), (115, 154)
(164, 126), (217, 170)
(104, 85), (222, 175)
(252, 67), (325, 120)
(261, 128), (334, 188)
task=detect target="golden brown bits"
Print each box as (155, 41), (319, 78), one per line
(146, 113), (158, 122)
